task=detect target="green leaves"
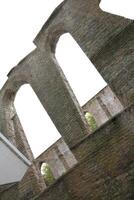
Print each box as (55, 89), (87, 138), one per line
(41, 163), (55, 186)
(85, 112), (97, 131)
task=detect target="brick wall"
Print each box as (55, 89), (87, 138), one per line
(36, 104), (134, 200)
(0, 0), (134, 199)
(82, 86), (124, 127)
(35, 139), (77, 182)
(0, 183), (19, 200)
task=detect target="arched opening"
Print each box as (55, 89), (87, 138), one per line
(100, 0), (134, 20)
(14, 84), (61, 158)
(55, 33), (124, 130)
(84, 111), (97, 132)
(55, 33), (107, 106)
(41, 162), (55, 186)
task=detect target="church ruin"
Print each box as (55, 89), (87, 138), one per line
(0, 0), (134, 199)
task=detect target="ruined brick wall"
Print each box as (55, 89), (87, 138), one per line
(1, 0), (133, 164)
(18, 164), (46, 200)
(0, 86), (34, 161)
(35, 138), (77, 181)
(35, 86), (123, 183)
(2, 103), (134, 200)
(82, 86), (124, 127)
(0, 183), (19, 200)
(0, 0), (134, 199)
(36, 104), (134, 200)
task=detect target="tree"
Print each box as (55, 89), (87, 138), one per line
(85, 112), (97, 131)
(41, 163), (55, 186)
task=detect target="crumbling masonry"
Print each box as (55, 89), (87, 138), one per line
(0, 0), (134, 199)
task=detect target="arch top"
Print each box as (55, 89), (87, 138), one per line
(34, 0), (103, 51)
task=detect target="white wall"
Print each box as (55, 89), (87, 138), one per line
(0, 133), (31, 185)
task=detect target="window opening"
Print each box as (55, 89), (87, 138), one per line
(14, 84), (61, 158)
(41, 162), (55, 186)
(56, 33), (107, 106)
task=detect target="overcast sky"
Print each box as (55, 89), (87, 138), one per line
(0, 0), (133, 157)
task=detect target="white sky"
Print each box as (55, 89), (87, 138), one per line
(0, 0), (133, 157)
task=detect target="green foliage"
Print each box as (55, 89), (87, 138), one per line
(41, 163), (55, 186)
(85, 112), (97, 131)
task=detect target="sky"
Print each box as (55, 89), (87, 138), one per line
(0, 0), (133, 158)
